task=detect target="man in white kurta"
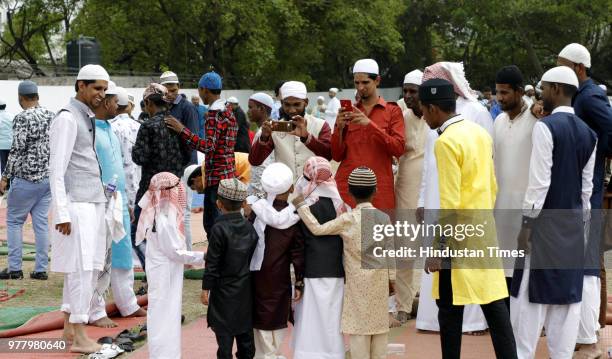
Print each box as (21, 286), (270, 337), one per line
(511, 67), (596, 359)
(416, 62), (491, 333)
(493, 66), (539, 303)
(49, 65), (110, 354)
(324, 87), (341, 129)
(394, 69), (429, 323)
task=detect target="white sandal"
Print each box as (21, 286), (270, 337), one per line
(88, 343), (125, 359)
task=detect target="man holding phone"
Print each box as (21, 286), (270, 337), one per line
(249, 81), (332, 181)
(332, 58), (406, 210)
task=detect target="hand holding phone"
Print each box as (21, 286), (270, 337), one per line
(340, 99), (353, 112)
(271, 121), (295, 132)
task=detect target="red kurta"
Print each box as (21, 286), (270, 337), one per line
(331, 97), (405, 209)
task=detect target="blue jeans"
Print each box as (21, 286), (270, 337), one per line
(7, 177), (51, 272)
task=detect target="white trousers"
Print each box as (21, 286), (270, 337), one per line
(61, 269), (98, 324)
(576, 275), (601, 344)
(89, 268), (140, 322)
(292, 278), (344, 359)
(415, 272), (488, 332)
(349, 333), (387, 359)
(510, 266), (581, 359)
(254, 328), (286, 359)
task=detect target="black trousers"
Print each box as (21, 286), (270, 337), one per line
(214, 330), (255, 359)
(505, 276), (512, 311)
(436, 268), (517, 359)
(204, 184), (220, 236)
(130, 202), (147, 272)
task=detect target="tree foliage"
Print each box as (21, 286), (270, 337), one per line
(0, 0), (80, 76)
(8, 0), (612, 90)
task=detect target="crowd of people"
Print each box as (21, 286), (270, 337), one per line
(0, 41), (611, 359)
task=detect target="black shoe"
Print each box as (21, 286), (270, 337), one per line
(0, 268), (24, 279)
(29, 271), (48, 280)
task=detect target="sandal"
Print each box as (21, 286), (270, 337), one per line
(117, 329), (140, 341)
(88, 343), (124, 359)
(96, 337), (114, 345)
(115, 337), (134, 352)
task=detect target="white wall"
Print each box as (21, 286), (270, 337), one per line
(0, 80), (402, 119)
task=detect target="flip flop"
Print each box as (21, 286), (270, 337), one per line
(96, 337), (114, 345)
(88, 343), (124, 359)
(115, 337), (134, 352)
(116, 329), (139, 341)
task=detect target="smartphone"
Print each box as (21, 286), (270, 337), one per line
(271, 121), (295, 132)
(340, 99), (353, 112)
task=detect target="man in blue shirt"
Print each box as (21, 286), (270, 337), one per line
(191, 95), (207, 139)
(558, 42), (612, 359)
(90, 81), (146, 329)
(160, 71), (200, 164)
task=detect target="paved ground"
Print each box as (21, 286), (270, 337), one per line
(3, 207), (612, 358)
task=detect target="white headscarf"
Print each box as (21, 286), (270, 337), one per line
(250, 163), (299, 271)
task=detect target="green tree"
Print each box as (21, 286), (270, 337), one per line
(0, 0), (81, 76)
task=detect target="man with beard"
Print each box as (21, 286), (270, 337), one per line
(249, 81), (332, 182)
(49, 65), (110, 354)
(492, 65), (538, 308)
(333, 59), (405, 210)
(511, 67), (596, 359)
(394, 69), (429, 324)
(558, 43), (612, 359)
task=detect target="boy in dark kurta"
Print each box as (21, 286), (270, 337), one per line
(246, 162), (305, 358)
(202, 178), (258, 359)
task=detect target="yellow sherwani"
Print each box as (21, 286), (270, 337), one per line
(433, 116), (508, 305)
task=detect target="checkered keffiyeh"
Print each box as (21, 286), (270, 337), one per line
(136, 172), (186, 245)
(422, 62), (478, 102)
(218, 178), (248, 202)
(296, 156), (349, 215)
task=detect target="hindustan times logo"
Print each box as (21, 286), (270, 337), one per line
(372, 222), (486, 242)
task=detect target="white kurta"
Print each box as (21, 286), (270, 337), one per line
(292, 278), (345, 359)
(395, 108), (428, 209)
(493, 106), (538, 277)
(49, 111), (106, 274)
(456, 97), (494, 136)
(146, 209), (204, 359)
(415, 117), (488, 332)
(324, 97), (340, 129)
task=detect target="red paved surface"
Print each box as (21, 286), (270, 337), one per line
(127, 317), (564, 359)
